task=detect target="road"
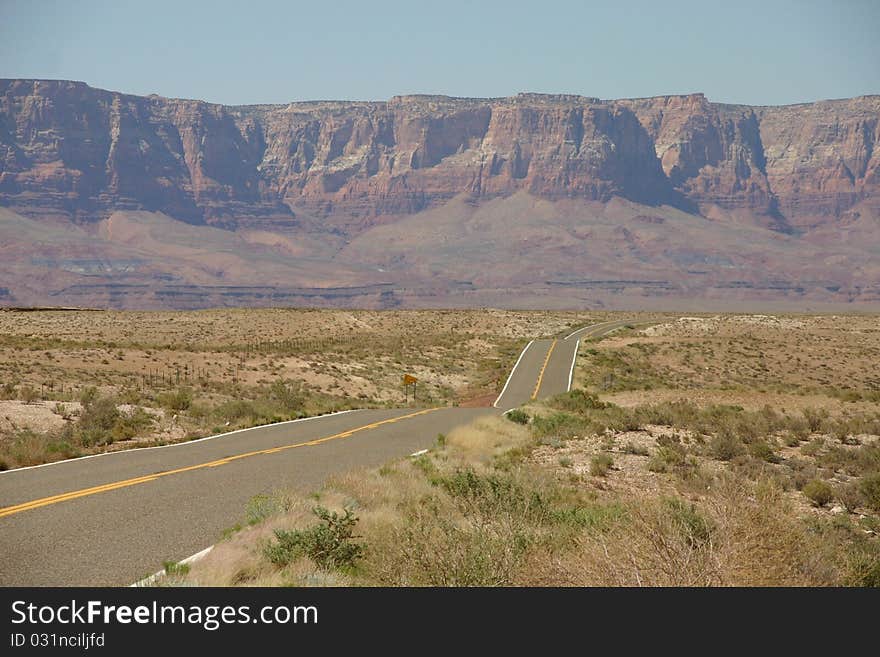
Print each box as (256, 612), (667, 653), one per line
(0, 320), (631, 586)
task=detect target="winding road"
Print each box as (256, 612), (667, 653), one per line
(0, 319), (630, 586)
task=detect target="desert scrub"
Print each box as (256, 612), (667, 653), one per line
(264, 506), (363, 571)
(73, 394), (153, 446)
(505, 409), (530, 425)
(708, 431), (746, 461)
(590, 453), (614, 477)
(803, 479), (835, 507)
(860, 472), (880, 513)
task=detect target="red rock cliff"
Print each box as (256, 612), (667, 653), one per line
(1, 80), (878, 232)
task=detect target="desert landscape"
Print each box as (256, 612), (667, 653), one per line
(0, 307), (614, 469)
(157, 312), (880, 587)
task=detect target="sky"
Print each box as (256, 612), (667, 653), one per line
(1, 0), (878, 106)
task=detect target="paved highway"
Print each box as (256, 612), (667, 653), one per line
(0, 320), (631, 585)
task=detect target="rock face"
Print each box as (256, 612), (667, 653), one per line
(3, 80), (877, 231)
(2, 80), (880, 310)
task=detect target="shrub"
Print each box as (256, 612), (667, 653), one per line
(801, 438), (825, 457)
(656, 435), (687, 467)
(77, 395), (121, 446)
(749, 440), (779, 463)
(835, 481), (864, 513)
(267, 379), (303, 414)
(859, 472), (880, 513)
(156, 387), (192, 412)
(664, 498), (713, 548)
(435, 468), (547, 522)
(78, 386), (98, 406)
(264, 506), (363, 570)
(1, 381), (17, 400)
(213, 400), (259, 423)
(19, 385), (38, 404)
(531, 412), (585, 439)
(803, 479), (834, 507)
(624, 442), (649, 456)
(506, 409), (530, 425)
(590, 453), (614, 477)
(803, 408), (828, 433)
(709, 431), (745, 461)
(551, 389), (607, 413)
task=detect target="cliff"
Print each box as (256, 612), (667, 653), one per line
(3, 80), (878, 232)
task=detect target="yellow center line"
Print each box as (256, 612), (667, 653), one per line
(0, 407), (440, 519)
(531, 339), (558, 400)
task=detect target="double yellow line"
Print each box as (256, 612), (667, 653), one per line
(0, 408), (439, 520)
(531, 339), (557, 399)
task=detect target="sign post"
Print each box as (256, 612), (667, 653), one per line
(402, 374), (418, 404)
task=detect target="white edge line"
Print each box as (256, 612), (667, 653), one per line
(566, 338), (580, 392)
(492, 340), (534, 408)
(410, 449), (429, 457)
(130, 545), (214, 587)
(0, 409), (360, 475)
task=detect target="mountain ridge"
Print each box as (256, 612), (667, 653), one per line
(1, 79), (879, 309)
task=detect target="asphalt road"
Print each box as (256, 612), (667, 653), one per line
(0, 320), (630, 586)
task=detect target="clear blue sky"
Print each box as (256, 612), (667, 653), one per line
(1, 0), (877, 106)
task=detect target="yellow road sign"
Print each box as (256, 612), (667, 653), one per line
(403, 374), (418, 385)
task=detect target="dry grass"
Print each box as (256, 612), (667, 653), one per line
(526, 477), (839, 586)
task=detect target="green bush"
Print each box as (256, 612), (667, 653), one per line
(859, 472), (880, 513)
(709, 431), (746, 461)
(664, 498), (713, 547)
(435, 468), (547, 522)
(590, 453), (614, 477)
(505, 409), (530, 425)
(624, 442), (650, 456)
(656, 435), (687, 467)
(77, 396), (121, 446)
(803, 479), (834, 507)
(531, 412), (585, 439)
(156, 387), (192, 412)
(267, 379), (303, 414)
(749, 440), (779, 463)
(835, 481), (864, 513)
(551, 389), (607, 413)
(19, 385), (38, 404)
(264, 506), (363, 570)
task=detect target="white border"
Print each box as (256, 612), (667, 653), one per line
(0, 409), (359, 475)
(492, 340), (534, 408)
(566, 338), (580, 391)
